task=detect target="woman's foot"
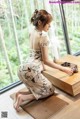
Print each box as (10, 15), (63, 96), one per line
(13, 103), (21, 112)
(13, 94), (24, 112)
(13, 94), (35, 112)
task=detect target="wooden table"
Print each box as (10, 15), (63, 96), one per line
(43, 55), (80, 96)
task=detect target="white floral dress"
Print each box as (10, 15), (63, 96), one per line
(18, 28), (55, 100)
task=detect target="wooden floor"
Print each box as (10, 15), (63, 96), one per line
(0, 83), (80, 119)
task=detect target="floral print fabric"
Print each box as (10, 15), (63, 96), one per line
(18, 50), (55, 100)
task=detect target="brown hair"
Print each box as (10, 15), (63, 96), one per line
(31, 9), (53, 27)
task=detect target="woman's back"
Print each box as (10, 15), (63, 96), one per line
(29, 28), (49, 51)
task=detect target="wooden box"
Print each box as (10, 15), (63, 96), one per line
(43, 55), (80, 96)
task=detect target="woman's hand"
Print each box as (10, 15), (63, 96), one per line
(61, 67), (73, 75)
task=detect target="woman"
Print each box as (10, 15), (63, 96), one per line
(14, 9), (73, 111)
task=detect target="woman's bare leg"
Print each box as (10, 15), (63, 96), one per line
(13, 90), (31, 104)
(14, 94), (35, 112)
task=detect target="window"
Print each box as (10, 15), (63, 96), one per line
(63, 3), (80, 54)
(0, 0), (80, 92)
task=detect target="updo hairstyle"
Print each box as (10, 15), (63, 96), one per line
(31, 9), (53, 28)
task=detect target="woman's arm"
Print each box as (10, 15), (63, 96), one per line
(41, 46), (73, 75)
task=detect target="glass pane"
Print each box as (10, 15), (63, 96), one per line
(0, 0), (31, 90)
(49, 3), (68, 58)
(63, 3), (80, 54)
